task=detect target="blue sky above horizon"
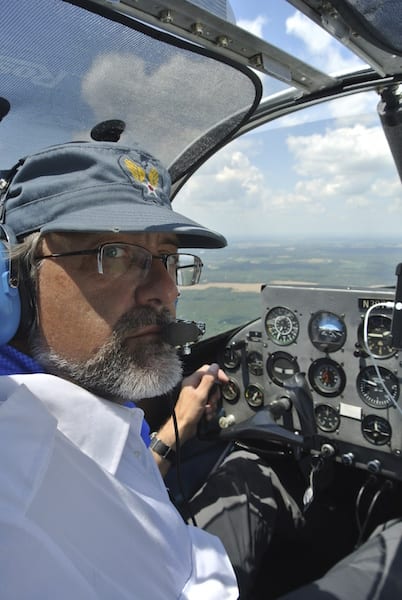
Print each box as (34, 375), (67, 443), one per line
(173, 0), (402, 243)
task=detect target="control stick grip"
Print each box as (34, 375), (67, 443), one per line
(283, 372), (317, 438)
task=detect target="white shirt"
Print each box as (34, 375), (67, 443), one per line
(0, 373), (238, 599)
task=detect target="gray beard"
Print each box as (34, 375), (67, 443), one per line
(30, 307), (183, 403)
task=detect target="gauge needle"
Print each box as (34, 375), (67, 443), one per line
(361, 378), (378, 387)
(369, 332), (391, 338)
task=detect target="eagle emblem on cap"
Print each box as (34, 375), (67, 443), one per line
(123, 158), (159, 197)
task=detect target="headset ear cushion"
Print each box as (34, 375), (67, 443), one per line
(0, 241), (21, 345)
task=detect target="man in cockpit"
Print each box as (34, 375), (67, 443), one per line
(0, 139), (303, 600)
(0, 140), (239, 599)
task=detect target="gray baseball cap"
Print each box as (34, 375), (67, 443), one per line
(3, 141), (226, 248)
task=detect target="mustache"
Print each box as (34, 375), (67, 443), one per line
(113, 306), (174, 339)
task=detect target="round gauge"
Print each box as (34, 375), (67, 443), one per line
(358, 314), (395, 359)
(265, 306), (299, 346)
(221, 379), (240, 404)
(247, 351), (263, 376)
(308, 358), (346, 397)
(361, 415), (392, 446)
(315, 404), (340, 433)
(266, 351), (300, 386)
(223, 346), (241, 370)
(245, 384), (264, 408)
(357, 366), (400, 409)
(308, 311), (346, 353)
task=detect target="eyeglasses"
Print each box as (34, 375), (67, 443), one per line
(35, 242), (203, 286)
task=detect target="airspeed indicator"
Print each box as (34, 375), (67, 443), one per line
(265, 306), (299, 346)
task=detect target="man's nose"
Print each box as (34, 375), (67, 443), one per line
(134, 258), (179, 309)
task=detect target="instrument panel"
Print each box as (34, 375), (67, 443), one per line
(217, 285), (402, 481)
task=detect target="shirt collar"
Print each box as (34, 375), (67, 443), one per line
(1, 373), (144, 474)
(0, 345), (151, 447)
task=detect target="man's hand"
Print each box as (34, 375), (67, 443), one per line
(175, 363), (229, 442)
(151, 363), (228, 476)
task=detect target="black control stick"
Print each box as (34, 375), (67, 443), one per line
(283, 372), (317, 439)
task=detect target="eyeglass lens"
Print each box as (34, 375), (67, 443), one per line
(98, 243), (202, 286)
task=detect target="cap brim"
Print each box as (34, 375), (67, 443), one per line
(39, 202), (227, 249)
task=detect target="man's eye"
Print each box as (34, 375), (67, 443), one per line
(104, 245), (126, 259)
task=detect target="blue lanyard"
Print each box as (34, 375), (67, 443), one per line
(0, 344), (44, 375)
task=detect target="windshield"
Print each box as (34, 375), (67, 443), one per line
(175, 87), (402, 338)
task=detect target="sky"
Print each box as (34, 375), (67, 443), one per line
(173, 0), (402, 242)
(2, 0), (401, 244)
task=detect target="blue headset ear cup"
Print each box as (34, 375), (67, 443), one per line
(0, 240), (21, 345)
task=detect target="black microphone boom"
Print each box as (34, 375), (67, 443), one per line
(162, 319), (206, 353)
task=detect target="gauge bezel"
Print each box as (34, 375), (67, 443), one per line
(247, 351), (263, 376)
(308, 310), (347, 353)
(358, 313), (396, 360)
(361, 414), (392, 446)
(244, 383), (264, 408)
(221, 378), (241, 404)
(266, 351), (300, 387)
(264, 306), (299, 346)
(315, 404), (341, 433)
(223, 346), (241, 370)
(356, 365), (400, 409)
(308, 358), (346, 398)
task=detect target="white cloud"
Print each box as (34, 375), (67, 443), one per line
(286, 11), (365, 74)
(237, 15), (268, 38)
(215, 151), (264, 195)
(174, 121), (401, 239)
(286, 11), (331, 54)
(173, 140), (271, 237)
(287, 124), (390, 178)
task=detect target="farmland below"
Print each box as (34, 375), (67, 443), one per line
(177, 237), (402, 338)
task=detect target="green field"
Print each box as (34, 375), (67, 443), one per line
(177, 238), (402, 338)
